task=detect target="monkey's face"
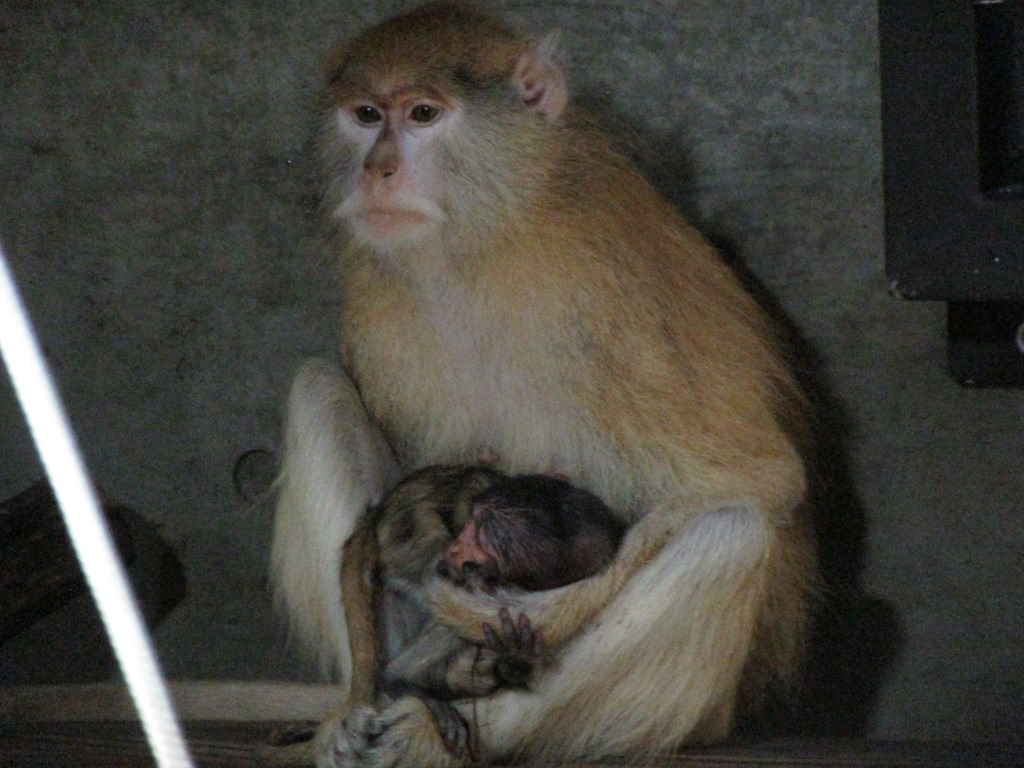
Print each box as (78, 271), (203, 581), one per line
(328, 85), (461, 252)
(320, 6), (568, 264)
(438, 513), (502, 591)
(439, 500), (566, 593)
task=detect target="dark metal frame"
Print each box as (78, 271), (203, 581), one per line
(879, 0), (1024, 385)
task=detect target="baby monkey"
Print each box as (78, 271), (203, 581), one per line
(344, 465), (624, 714)
(438, 473), (625, 594)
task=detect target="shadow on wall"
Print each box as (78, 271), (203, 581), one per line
(612, 104), (905, 737)
(793, 355), (905, 738)
(719, 227), (903, 740)
(0, 481), (187, 685)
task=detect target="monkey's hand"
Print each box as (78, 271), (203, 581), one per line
(316, 698), (466, 768)
(483, 606), (545, 689)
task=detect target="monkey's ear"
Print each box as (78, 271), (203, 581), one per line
(512, 32), (568, 122)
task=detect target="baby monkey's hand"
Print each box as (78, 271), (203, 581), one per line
(483, 607), (545, 689)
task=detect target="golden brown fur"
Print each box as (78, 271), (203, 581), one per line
(271, 4), (818, 766)
(339, 520), (378, 709)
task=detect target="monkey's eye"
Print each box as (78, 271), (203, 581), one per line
(353, 105), (382, 124)
(409, 104), (441, 124)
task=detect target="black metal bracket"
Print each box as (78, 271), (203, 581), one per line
(948, 302), (1024, 386)
(880, 1), (1024, 386)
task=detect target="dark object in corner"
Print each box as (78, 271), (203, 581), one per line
(948, 301), (1024, 386)
(880, 1), (1024, 386)
(0, 481), (136, 644)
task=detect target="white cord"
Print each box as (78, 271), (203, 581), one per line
(0, 243), (194, 768)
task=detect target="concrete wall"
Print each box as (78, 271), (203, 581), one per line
(1, 0), (1020, 743)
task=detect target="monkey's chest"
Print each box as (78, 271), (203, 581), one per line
(346, 296), (578, 472)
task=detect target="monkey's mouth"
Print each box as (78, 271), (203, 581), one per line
(437, 558), (500, 594)
(339, 193), (445, 242)
(358, 208), (432, 228)
(347, 207), (444, 243)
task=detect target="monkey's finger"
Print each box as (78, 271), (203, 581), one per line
(482, 622), (499, 649)
(423, 699), (469, 758)
(353, 707), (389, 742)
(331, 705), (385, 764)
(483, 620), (515, 654)
(515, 612), (537, 652)
(515, 611), (531, 634)
(499, 606), (518, 641)
(531, 627), (546, 657)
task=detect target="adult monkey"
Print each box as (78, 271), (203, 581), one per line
(271, 3), (817, 767)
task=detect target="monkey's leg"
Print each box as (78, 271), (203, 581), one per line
(341, 519), (380, 709)
(383, 624), (494, 699)
(458, 502), (774, 762)
(271, 359), (401, 679)
(382, 612), (542, 703)
(427, 500), (682, 648)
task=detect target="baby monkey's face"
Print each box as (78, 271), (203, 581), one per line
(438, 498), (564, 592)
(436, 475), (623, 593)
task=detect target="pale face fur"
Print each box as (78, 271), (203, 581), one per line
(331, 86), (459, 251)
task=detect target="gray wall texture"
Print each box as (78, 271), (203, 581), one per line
(0, 0), (1021, 744)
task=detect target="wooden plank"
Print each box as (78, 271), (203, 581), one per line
(0, 682), (344, 723)
(2, 685), (1022, 767)
(0, 722), (1021, 768)
(0, 721), (297, 768)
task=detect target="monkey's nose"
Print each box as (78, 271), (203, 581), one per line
(436, 558), (455, 580)
(460, 562), (482, 581)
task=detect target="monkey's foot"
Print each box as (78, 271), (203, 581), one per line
(484, 606), (545, 688)
(421, 698), (471, 756)
(316, 706), (381, 768)
(316, 698), (465, 768)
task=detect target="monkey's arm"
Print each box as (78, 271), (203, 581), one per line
(383, 624), (488, 698)
(426, 506), (680, 648)
(384, 609), (545, 699)
(270, 359), (401, 680)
